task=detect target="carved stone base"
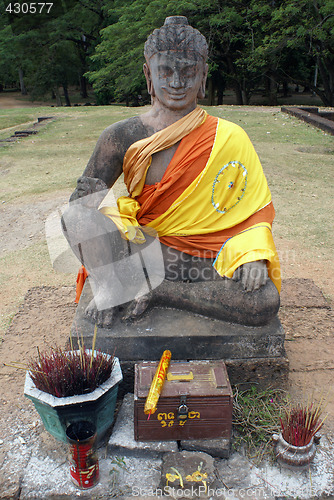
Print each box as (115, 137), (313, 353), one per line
(71, 282), (288, 390)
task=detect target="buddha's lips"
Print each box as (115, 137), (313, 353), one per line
(166, 92), (187, 99)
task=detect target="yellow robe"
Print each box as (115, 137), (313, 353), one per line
(100, 108), (281, 292)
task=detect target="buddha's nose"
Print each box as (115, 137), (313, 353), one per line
(170, 71), (183, 88)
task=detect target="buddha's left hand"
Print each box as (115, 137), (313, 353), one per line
(232, 260), (268, 292)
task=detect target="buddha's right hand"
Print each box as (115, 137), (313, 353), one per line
(69, 176), (108, 208)
(232, 259), (268, 292)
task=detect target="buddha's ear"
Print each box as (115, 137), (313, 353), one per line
(197, 63), (208, 99)
(143, 63), (155, 97)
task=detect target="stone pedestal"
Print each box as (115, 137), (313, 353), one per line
(71, 282), (288, 391)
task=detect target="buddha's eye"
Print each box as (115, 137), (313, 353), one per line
(182, 67), (196, 78)
(159, 66), (173, 78)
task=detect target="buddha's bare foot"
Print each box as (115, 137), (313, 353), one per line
(85, 298), (115, 327)
(122, 292), (153, 321)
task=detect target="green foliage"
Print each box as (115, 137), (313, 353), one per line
(87, 0), (333, 105)
(263, 0), (334, 105)
(0, 23), (23, 87)
(1, 0), (333, 105)
(87, 0), (168, 103)
(233, 386), (289, 463)
(0, 0), (114, 100)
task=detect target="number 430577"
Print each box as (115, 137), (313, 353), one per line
(6, 3), (53, 14)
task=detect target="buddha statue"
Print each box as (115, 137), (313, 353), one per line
(62, 16), (280, 328)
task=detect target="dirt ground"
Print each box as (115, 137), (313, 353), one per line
(0, 92), (54, 109)
(0, 95), (333, 477)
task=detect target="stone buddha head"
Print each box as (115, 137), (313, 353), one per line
(143, 16), (209, 110)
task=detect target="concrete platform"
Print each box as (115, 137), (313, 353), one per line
(73, 283), (285, 361)
(2, 393), (334, 499)
(72, 282), (288, 389)
(281, 106), (334, 135)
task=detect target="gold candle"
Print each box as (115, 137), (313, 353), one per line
(144, 350), (172, 418)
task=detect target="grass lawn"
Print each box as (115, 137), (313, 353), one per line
(0, 104), (333, 337)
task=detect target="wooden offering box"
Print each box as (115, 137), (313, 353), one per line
(134, 360), (233, 441)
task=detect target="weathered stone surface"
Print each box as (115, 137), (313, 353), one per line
(150, 278), (280, 327)
(108, 393), (178, 456)
(72, 283), (288, 392)
(160, 451), (215, 498)
(73, 283), (286, 362)
(0, 474), (22, 500)
(0, 117), (55, 144)
(215, 453), (252, 489)
(19, 449), (162, 499)
(2, 397), (334, 499)
(281, 106), (334, 135)
(104, 455), (162, 499)
(180, 437), (231, 459)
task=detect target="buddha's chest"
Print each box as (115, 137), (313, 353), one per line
(145, 141), (180, 184)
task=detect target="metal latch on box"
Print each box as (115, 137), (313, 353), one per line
(177, 395), (189, 422)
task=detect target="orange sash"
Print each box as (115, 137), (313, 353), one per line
(135, 115), (275, 257)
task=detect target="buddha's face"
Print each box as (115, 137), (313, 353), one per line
(144, 51), (208, 112)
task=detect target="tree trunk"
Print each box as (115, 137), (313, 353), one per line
(18, 68), (27, 95)
(242, 77), (251, 105)
(80, 75), (88, 99)
(226, 56), (243, 104)
(63, 83), (71, 106)
(317, 56), (334, 107)
(217, 86), (224, 105)
(265, 72), (278, 105)
(234, 84), (244, 105)
(245, 93), (252, 105)
(54, 87), (62, 106)
(216, 72), (225, 105)
(207, 78), (215, 105)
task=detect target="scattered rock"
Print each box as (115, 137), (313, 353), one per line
(0, 117), (54, 144)
(160, 450), (215, 498)
(180, 437), (231, 459)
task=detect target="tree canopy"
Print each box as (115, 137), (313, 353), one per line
(1, 0), (333, 106)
